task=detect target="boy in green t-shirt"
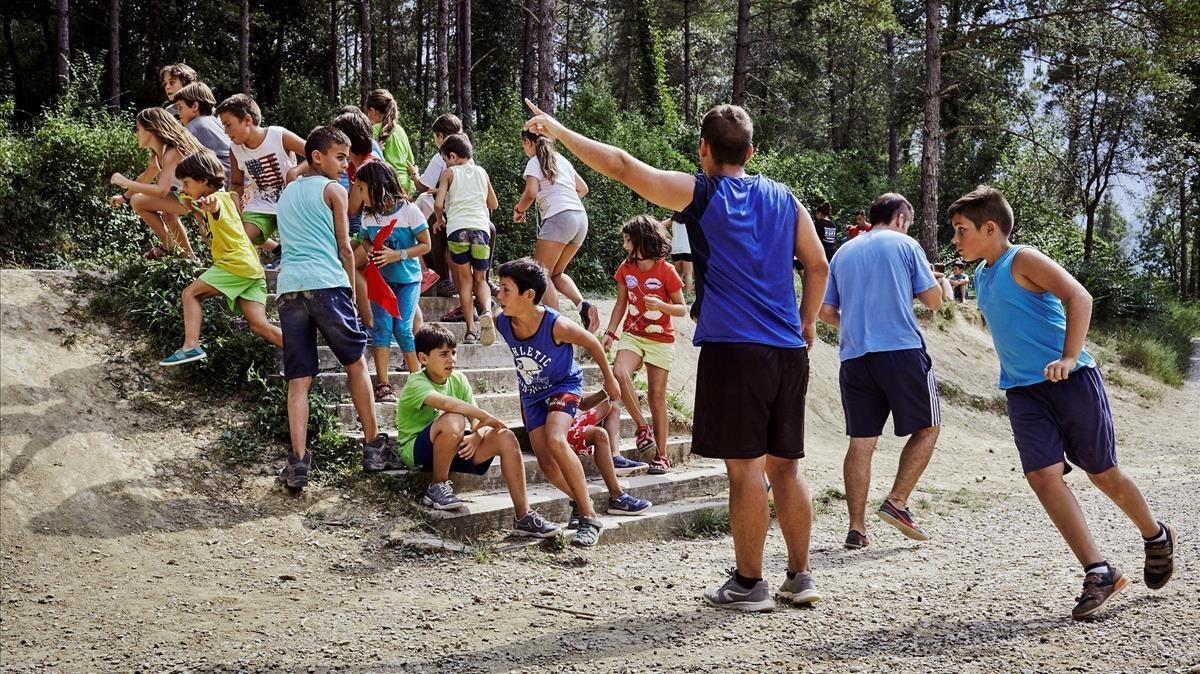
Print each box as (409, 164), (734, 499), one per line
(389, 325), (559, 538)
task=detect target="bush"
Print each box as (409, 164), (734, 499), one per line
(1118, 335), (1183, 386)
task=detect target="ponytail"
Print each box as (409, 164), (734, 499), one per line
(365, 89), (398, 145)
(522, 129), (558, 184)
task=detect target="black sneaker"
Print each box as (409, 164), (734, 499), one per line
(361, 433), (401, 472)
(1071, 565), (1128, 620)
(844, 529), (869, 549)
(279, 451), (312, 490)
(567, 501), (581, 530)
(1144, 522), (1176, 590)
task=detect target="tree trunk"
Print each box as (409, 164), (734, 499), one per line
(55, 0), (69, 97)
(537, 0), (556, 114)
(886, 30), (899, 185)
(1083, 201), (1097, 262)
(436, 0), (449, 110)
(683, 0), (692, 125)
(459, 0), (473, 128)
(454, 0), (463, 114)
(239, 0), (251, 94)
(329, 0), (339, 102)
(559, 0), (569, 103)
(416, 0), (425, 111)
(5, 17), (26, 116)
(1180, 176), (1189, 296)
(107, 0), (120, 112)
(360, 0), (373, 102)
(520, 0), (535, 105)
(918, 0), (942, 258)
(384, 0), (395, 88)
(732, 0), (749, 106)
(826, 19), (837, 148)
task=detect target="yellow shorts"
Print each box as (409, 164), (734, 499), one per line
(616, 332), (676, 371)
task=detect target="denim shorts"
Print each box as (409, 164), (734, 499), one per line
(278, 287), (366, 380)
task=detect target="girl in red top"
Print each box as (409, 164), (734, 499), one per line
(602, 215), (687, 473)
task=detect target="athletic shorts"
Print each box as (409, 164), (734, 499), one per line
(538, 209), (588, 246)
(1005, 366), (1117, 475)
(278, 287), (366, 380)
(241, 211), (278, 244)
(447, 228), (491, 271)
(567, 407), (601, 456)
(616, 332), (676, 371)
(521, 391), (581, 433)
(411, 421), (495, 476)
(839, 347), (941, 437)
(671, 253), (693, 263)
(199, 265), (268, 315)
(692, 343), (809, 460)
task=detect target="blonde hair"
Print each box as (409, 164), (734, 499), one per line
(364, 89), (398, 145)
(136, 108), (203, 157)
(522, 130), (558, 184)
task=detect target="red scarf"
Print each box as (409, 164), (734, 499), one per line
(362, 218), (399, 318)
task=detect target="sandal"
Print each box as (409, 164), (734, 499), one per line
(421, 269), (441, 293)
(463, 330), (479, 345)
(648, 454), (672, 475)
(143, 245), (169, 260)
(374, 382), (396, 403)
(441, 305), (467, 322)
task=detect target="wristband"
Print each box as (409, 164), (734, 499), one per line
(605, 330), (619, 340)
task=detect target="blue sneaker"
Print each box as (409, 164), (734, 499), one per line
(159, 346), (206, 367)
(611, 454), (648, 477)
(607, 492), (652, 516)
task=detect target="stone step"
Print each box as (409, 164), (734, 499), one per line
(268, 320), (473, 342)
(343, 410), (662, 443)
(309, 363), (603, 396)
(267, 293), (480, 320)
(315, 342), (514, 371)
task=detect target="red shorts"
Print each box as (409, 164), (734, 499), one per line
(567, 408), (601, 456)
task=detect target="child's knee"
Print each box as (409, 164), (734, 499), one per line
(435, 412), (467, 436)
(1086, 465), (1122, 489)
(1024, 464), (1065, 491)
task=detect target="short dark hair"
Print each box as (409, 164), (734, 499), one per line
(854, 209), (865, 217)
(933, 263), (946, 273)
(175, 150), (226, 189)
(497, 258), (548, 304)
(815, 202), (832, 217)
(868, 193), (913, 227)
(215, 93), (262, 126)
(952, 262), (964, 270)
(331, 110), (374, 156)
(432, 113), (463, 136)
(414, 324), (457, 355)
(947, 185), (1014, 235)
(304, 126), (350, 163)
(173, 82), (217, 116)
(159, 63), (197, 84)
(700, 105), (753, 166)
(439, 133), (472, 160)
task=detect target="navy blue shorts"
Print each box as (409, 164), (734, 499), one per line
(447, 228), (492, 271)
(1005, 366), (1116, 475)
(278, 287), (367, 380)
(839, 348), (941, 437)
(411, 421), (495, 476)
(521, 392), (581, 433)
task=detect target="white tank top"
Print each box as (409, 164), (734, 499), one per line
(445, 162), (492, 234)
(230, 126), (295, 214)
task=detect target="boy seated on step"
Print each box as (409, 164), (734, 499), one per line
(389, 324), (560, 538)
(494, 258), (622, 546)
(565, 390), (652, 526)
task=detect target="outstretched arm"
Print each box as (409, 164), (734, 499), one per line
(524, 99), (694, 213)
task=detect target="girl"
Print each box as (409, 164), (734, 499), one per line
(364, 89), (418, 196)
(109, 108), (204, 260)
(602, 216), (687, 474)
(513, 130), (599, 332)
(354, 162), (431, 401)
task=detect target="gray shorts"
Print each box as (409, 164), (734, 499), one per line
(538, 209), (588, 246)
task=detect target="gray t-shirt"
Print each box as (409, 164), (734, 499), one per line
(187, 115), (232, 189)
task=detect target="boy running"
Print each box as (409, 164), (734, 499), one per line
(818, 193), (942, 549)
(950, 185), (1175, 620)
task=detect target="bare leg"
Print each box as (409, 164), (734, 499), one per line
(528, 426), (576, 496)
(372, 347), (391, 385)
(843, 436), (878, 534)
(1026, 463), (1104, 567)
(646, 363), (670, 459)
(429, 413), (466, 482)
(533, 238), (567, 310)
(162, 211), (195, 258)
(473, 429), (531, 514)
(353, 245), (373, 330)
(534, 414), (597, 518)
(239, 299), (283, 348)
(1087, 466), (1160, 537)
(766, 455), (813, 573)
(180, 280), (221, 349)
(888, 426), (939, 508)
(613, 349), (649, 429)
(131, 193), (190, 251)
(473, 267), (492, 315)
(588, 426), (623, 497)
(452, 261), (476, 334)
(344, 356), (378, 441)
(287, 376), (314, 459)
(725, 457), (770, 579)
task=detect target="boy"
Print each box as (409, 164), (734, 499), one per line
(160, 63), (197, 118)
(494, 258), (623, 546)
(434, 134), (498, 347)
(949, 262), (970, 302)
(274, 126), (387, 490)
(566, 390), (651, 524)
(391, 325), (559, 537)
(818, 193), (942, 550)
(172, 82), (231, 187)
(216, 94), (307, 262)
(950, 185), (1175, 620)
(847, 210), (871, 239)
(332, 109), (383, 325)
(524, 99), (829, 609)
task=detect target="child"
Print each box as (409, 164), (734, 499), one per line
(160, 63), (198, 118)
(109, 107), (203, 260)
(332, 109), (384, 325)
(159, 151), (283, 365)
(495, 258), (623, 546)
(274, 126), (387, 490)
(602, 216), (687, 475)
(172, 82), (231, 187)
(950, 185), (1175, 620)
(364, 89), (418, 196)
(389, 325), (559, 537)
(666, 216), (694, 294)
(433, 133), (498, 346)
(932, 263), (954, 301)
(949, 262), (970, 301)
(407, 113), (461, 297)
(565, 390), (651, 525)
(215, 94), (306, 261)
(354, 161), (431, 401)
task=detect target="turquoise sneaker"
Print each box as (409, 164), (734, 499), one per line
(159, 346), (207, 367)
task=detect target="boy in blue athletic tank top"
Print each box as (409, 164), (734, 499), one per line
(524, 99), (830, 611)
(495, 259), (621, 547)
(951, 185), (1175, 621)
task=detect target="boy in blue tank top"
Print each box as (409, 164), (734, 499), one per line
(274, 126), (388, 491)
(950, 185), (1175, 621)
(524, 99), (830, 611)
(494, 259), (621, 547)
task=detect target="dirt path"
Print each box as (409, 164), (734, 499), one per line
(2, 271), (1198, 673)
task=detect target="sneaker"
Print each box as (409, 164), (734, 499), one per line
(1144, 522), (1176, 590)
(361, 433), (401, 472)
(374, 382), (397, 403)
(433, 277), (458, 297)
(478, 312), (495, 346)
(877, 499), (930, 541)
(648, 454), (672, 475)
(702, 569), (775, 612)
(263, 257), (281, 271)
(634, 425), (656, 453)
(159, 346), (207, 367)
(611, 454), (648, 477)
(579, 300), (599, 333)
(571, 516), (604, 546)
(607, 492), (651, 515)
(1072, 565), (1128, 620)
(567, 501), (581, 530)
(844, 529), (870, 549)
(279, 450), (311, 489)
(513, 510), (560, 538)
(777, 571), (821, 605)
(421, 481), (464, 511)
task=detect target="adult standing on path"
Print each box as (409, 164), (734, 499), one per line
(513, 130), (600, 332)
(818, 193), (943, 550)
(523, 99), (830, 612)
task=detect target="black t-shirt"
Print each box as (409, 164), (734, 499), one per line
(815, 218), (837, 246)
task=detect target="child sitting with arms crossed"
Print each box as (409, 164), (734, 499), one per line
(159, 151), (283, 366)
(392, 325), (559, 538)
(494, 258), (622, 546)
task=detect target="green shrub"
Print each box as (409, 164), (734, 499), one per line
(1118, 335), (1183, 386)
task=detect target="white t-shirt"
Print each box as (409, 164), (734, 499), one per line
(229, 126), (295, 214)
(419, 152), (447, 192)
(523, 153), (584, 220)
(671, 219), (691, 255)
(445, 162), (492, 234)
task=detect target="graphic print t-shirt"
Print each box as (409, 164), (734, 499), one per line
(614, 259), (683, 343)
(230, 126), (295, 215)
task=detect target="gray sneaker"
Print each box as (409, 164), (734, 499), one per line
(421, 481), (464, 510)
(777, 570), (821, 605)
(361, 433), (401, 472)
(279, 450), (312, 490)
(513, 510), (560, 538)
(571, 516), (604, 547)
(703, 569), (774, 612)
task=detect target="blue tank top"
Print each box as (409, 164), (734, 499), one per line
(495, 307), (584, 405)
(276, 175), (351, 295)
(975, 245), (1095, 389)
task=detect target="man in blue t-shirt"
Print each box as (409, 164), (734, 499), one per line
(523, 99), (830, 611)
(819, 193), (944, 551)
